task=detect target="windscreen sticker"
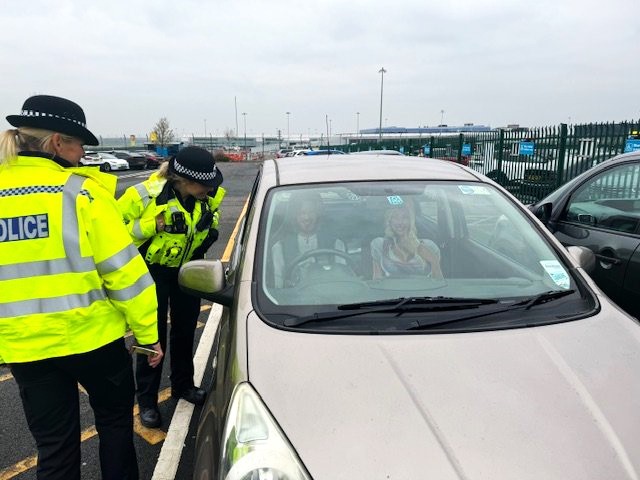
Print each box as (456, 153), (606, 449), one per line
(386, 195), (404, 205)
(540, 260), (571, 289)
(458, 185), (491, 195)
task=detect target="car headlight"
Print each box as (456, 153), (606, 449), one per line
(220, 383), (311, 480)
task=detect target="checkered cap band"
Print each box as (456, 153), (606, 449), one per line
(173, 158), (218, 181)
(20, 109), (86, 127)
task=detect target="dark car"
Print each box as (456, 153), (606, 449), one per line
(138, 151), (165, 169)
(530, 151), (640, 318)
(110, 150), (148, 169)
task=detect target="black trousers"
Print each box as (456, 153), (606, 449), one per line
(136, 263), (201, 408)
(10, 338), (138, 480)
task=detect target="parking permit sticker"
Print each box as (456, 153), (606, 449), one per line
(387, 195), (404, 205)
(458, 185), (491, 195)
(540, 260), (571, 289)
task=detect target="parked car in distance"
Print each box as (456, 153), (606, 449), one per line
(284, 149), (310, 157)
(350, 149), (404, 155)
(138, 151), (165, 169)
(179, 154), (640, 479)
(302, 149), (345, 155)
(529, 150), (640, 318)
(80, 152), (129, 172)
(275, 148), (294, 158)
(109, 150), (148, 169)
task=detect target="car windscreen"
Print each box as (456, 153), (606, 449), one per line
(255, 181), (595, 332)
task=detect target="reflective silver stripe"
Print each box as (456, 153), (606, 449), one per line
(0, 257), (95, 281)
(0, 175), (96, 281)
(62, 175), (86, 272)
(132, 219), (146, 240)
(96, 243), (141, 275)
(105, 271), (155, 301)
(134, 183), (153, 209)
(1, 288), (107, 317)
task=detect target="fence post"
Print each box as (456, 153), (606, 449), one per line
(457, 133), (464, 163)
(556, 123), (568, 187)
(496, 129), (504, 175)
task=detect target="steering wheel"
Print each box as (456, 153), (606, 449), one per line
(284, 248), (357, 284)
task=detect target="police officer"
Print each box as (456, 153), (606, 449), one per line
(118, 146), (225, 428)
(0, 94), (163, 480)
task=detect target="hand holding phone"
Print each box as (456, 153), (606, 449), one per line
(132, 345), (158, 356)
(132, 343), (164, 368)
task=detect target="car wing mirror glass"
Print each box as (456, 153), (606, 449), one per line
(178, 259), (233, 306)
(567, 246), (596, 274)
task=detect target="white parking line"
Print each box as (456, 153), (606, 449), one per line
(152, 303), (223, 480)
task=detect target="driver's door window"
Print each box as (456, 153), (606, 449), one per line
(565, 163), (640, 234)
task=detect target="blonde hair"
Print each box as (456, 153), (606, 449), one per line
(384, 203), (419, 254)
(0, 127), (76, 167)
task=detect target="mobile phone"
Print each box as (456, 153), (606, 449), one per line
(132, 345), (158, 357)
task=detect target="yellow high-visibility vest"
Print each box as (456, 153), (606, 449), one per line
(0, 155), (158, 364)
(117, 172), (225, 267)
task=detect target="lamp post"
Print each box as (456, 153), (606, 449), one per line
(242, 112), (247, 160)
(356, 111), (360, 141)
(378, 67), (386, 143)
(286, 111), (291, 147)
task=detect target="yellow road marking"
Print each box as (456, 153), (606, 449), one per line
(0, 425), (99, 480)
(0, 454), (37, 480)
(221, 198), (249, 262)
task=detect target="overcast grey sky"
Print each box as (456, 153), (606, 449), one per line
(2, 0), (639, 139)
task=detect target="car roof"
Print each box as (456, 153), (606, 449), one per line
(269, 154), (482, 185)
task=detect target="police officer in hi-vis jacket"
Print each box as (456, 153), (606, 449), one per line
(0, 94), (162, 480)
(118, 146), (225, 428)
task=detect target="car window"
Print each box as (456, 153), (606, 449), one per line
(564, 163), (640, 234)
(256, 181), (591, 331)
(228, 171), (261, 274)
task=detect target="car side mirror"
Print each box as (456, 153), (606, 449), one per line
(566, 246), (596, 274)
(529, 202), (552, 224)
(178, 259), (234, 306)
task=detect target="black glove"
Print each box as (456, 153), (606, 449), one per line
(190, 228), (219, 260)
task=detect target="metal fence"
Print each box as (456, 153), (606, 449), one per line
(336, 120), (640, 203)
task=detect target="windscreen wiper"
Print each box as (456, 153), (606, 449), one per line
(407, 289), (576, 331)
(283, 296), (498, 328)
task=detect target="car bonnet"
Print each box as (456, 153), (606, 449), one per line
(247, 306), (640, 479)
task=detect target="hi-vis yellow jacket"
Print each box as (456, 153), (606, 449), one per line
(0, 155), (158, 364)
(117, 172), (225, 267)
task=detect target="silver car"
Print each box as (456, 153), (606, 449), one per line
(180, 155), (640, 479)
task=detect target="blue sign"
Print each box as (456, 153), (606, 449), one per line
(399, 146), (405, 154)
(461, 143), (471, 155)
(423, 145), (431, 155)
(519, 141), (535, 156)
(624, 139), (640, 153)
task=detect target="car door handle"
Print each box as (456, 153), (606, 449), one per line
(594, 253), (621, 265)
